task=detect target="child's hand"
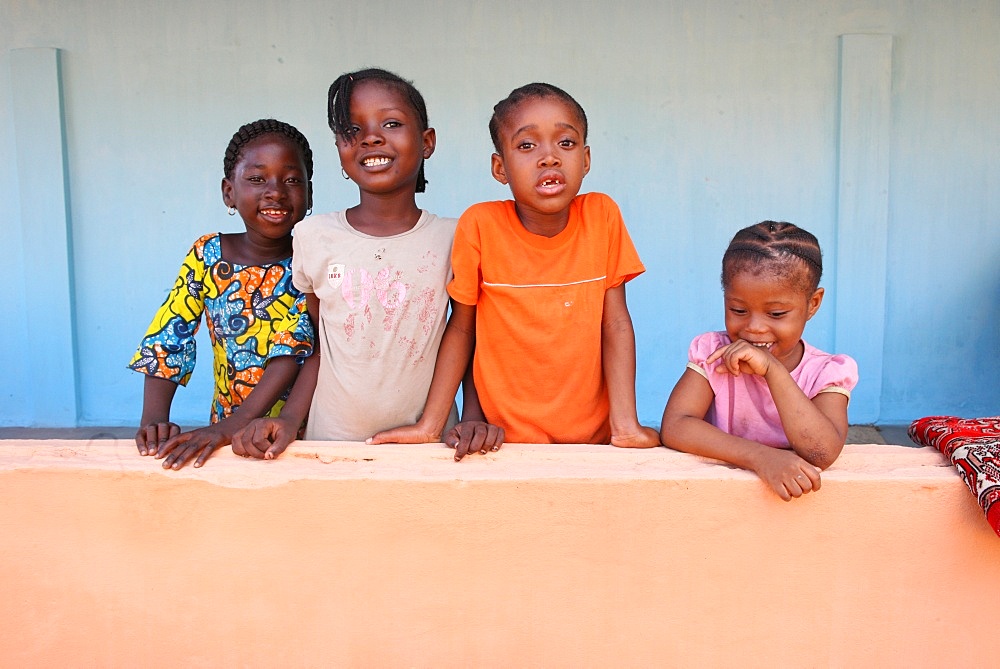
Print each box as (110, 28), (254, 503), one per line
(706, 339), (773, 377)
(749, 447), (822, 501)
(611, 426), (662, 449)
(156, 424), (230, 470)
(444, 421), (505, 461)
(366, 422), (442, 446)
(232, 417), (298, 460)
(135, 421), (180, 457)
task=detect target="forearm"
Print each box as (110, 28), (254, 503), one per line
(215, 356), (301, 437)
(459, 353), (486, 423)
(273, 350), (319, 427)
(661, 410), (779, 472)
(601, 310), (643, 434)
(419, 319), (475, 435)
(764, 368), (845, 468)
(140, 375), (179, 425)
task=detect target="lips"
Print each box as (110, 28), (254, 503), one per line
(259, 207), (290, 221)
(536, 170), (566, 194)
(748, 341), (774, 351)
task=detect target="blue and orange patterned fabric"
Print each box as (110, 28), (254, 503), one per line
(129, 233), (313, 423)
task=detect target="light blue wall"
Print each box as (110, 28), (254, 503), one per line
(2, 1), (997, 428)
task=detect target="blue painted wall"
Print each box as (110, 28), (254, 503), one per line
(2, 1), (997, 428)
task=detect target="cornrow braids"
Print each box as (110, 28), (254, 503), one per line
(223, 118), (314, 181)
(722, 221), (823, 292)
(327, 68), (431, 193)
(489, 82), (589, 154)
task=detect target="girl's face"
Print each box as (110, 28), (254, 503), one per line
(336, 80), (435, 196)
(723, 267), (824, 372)
(491, 96), (590, 227)
(222, 135), (311, 243)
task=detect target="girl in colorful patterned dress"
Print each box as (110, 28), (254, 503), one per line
(660, 222), (858, 500)
(128, 119), (315, 469)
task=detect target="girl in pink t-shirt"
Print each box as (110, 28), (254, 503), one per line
(660, 222), (858, 501)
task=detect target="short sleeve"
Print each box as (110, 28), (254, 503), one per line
(127, 236), (212, 386)
(291, 225), (315, 294)
(447, 208), (483, 306)
(813, 354), (859, 399)
(596, 194), (644, 289)
(687, 331), (730, 372)
(268, 291), (315, 360)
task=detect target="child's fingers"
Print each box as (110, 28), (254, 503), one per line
(485, 424), (505, 452)
(264, 440), (290, 460)
(194, 444), (217, 468)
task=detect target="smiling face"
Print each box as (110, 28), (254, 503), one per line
(335, 79), (435, 197)
(222, 135), (311, 244)
(723, 265), (824, 372)
(490, 95), (591, 233)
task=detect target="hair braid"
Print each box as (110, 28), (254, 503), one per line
(722, 221), (823, 292)
(327, 68), (430, 193)
(223, 118), (313, 181)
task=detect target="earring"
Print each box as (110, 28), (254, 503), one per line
(306, 208), (313, 216)
(228, 206), (236, 216)
(341, 168), (350, 180)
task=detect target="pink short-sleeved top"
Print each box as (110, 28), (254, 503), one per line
(686, 331), (859, 448)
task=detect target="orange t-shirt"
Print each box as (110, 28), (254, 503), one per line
(448, 192), (645, 443)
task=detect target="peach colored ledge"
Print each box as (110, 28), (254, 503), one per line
(1, 440), (997, 667)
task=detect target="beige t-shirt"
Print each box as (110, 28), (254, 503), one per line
(292, 210), (458, 440)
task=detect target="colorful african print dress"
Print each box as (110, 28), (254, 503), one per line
(129, 233), (313, 423)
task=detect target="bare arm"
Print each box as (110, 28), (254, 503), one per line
(601, 285), (660, 448)
(157, 354), (302, 469)
(135, 375), (181, 455)
(368, 303), (477, 448)
(659, 368), (822, 501)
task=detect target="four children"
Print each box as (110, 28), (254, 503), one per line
(129, 72), (859, 498)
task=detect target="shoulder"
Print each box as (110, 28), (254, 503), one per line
(295, 211), (341, 237)
(188, 232), (221, 265)
(459, 200), (511, 223)
(417, 211), (458, 235)
(799, 341), (859, 391)
(689, 331), (729, 362)
(574, 192), (622, 218)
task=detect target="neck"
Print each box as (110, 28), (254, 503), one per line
(514, 203), (570, 238)
(347, 191), (422, 237)
(222, 232), (293, 265)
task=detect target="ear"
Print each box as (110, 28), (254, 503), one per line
(221, 178), (235, 207)
(421, 127), (436, 160)
(491, 153), (508, 185)
(806, 287), (824, 320)
(583, 145), (591, 177)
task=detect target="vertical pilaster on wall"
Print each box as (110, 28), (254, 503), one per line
(10, 48), (79, 426)
(835, 34), (892, 425)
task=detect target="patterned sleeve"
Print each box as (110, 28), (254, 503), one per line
(268, 290), (315, 360)
(127, 236), (211, 386)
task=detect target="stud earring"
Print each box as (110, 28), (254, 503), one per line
(228, 206), (236, 216)
(342, 168), (350, 180)
(306, 207), (313, 216)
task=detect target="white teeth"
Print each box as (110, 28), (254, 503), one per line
(751, 342), (772, 349)
(364, 156), (391, 167)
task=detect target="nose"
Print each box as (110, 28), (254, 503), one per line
(360, 124), (384, 147)
(264, 177), (287, 200)
(745, 313), (767, 333)
(538, 143), (561, 167)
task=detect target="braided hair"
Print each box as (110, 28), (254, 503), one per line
(327, 68), (431, 193)
(722, 221), (823, 292)
(489, 82), (589, 155)
(223, 118), (314, 181)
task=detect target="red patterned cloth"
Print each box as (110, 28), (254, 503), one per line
(909, 416), (1000, 536)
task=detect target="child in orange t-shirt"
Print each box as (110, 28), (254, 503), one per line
(370, 82), (661, 458)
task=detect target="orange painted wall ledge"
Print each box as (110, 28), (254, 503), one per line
(1, 440), (997, 667)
